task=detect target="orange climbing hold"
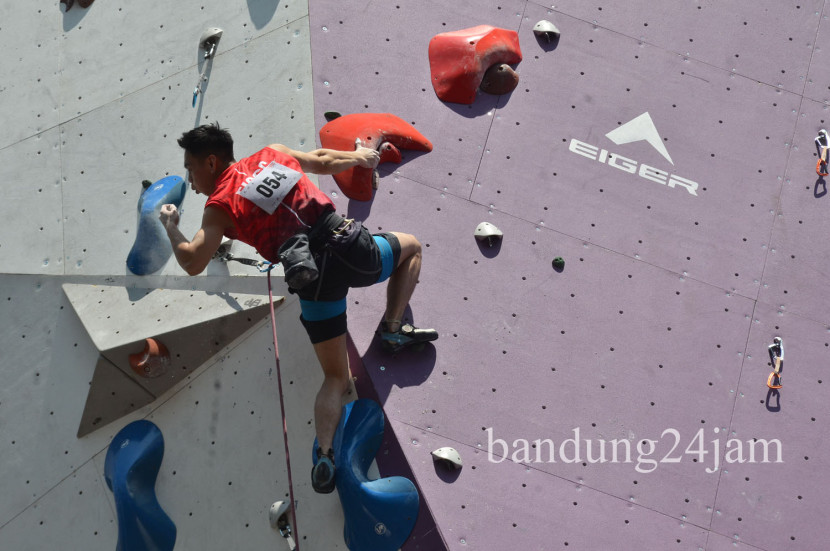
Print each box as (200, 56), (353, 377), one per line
(428, 25), (522, 105)
(319, 113), (433, 201)
(129, 338), (171, 379)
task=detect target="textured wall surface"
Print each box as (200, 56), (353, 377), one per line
(0, 1), (353, 549)
(3, 0), (830, 550)
(309, 0), (830, 550)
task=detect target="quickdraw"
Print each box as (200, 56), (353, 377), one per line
(192, 28), (223, 108)
(265, 269), (300, 550)
(220, 252), (274, 273)
(816, 130), (829, 177)
(212, 241), (274, 272)
(214, 247), (298, 545)
(767, 337), (784, 390)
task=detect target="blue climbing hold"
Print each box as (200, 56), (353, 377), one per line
(313, 399), (420, 551)
(126, 176), (186, 275)
(104, 420), (176, 551)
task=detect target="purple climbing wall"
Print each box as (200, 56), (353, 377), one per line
(309, 1), (830, 549)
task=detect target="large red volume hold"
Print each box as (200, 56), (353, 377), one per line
(428, 25), (522, 105)
(319, 113), (433, 201)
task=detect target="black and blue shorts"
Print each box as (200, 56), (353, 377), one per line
(296, 212), (401, 344)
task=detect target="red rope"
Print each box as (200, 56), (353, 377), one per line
(267, 270), (299, 549)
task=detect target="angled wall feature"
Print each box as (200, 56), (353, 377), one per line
(63, 284), (281, 436)
(0, 0), (364, 547)
(78, 355), (157, 437)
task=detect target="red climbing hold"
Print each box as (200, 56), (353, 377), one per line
(428, 25), (522, 105)
(379, 142), (402, 165)
(319, 113), (433, 201)
(129, 338), (171, 379)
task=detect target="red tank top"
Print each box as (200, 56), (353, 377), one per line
(205, 147), (334, 261)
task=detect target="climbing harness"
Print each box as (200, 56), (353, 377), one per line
(767, 337), (784, 390)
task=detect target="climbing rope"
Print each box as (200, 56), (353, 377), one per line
(265, 265), (300, 550)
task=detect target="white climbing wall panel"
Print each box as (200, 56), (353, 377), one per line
(0, 0), (348, 549)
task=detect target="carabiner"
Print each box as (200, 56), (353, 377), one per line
(816, 130), (829, 176)
(332, 218), (354, 236)
(766, 337), (784, 389)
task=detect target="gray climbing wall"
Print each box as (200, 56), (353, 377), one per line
(5, 0), (830, 549)
(0, 1), (353, 549)
(308, 0), (830, 550)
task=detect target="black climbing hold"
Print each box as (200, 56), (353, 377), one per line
(480, 63), (519, 96)
(552, 257), (565, 271)
(324, 111), (342, 122)
(141, 180), (153, 189)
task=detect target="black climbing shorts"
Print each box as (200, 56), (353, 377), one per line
(296, 212), (401, 343)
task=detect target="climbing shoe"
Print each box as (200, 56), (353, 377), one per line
(379, 322), (439, 353)
(311, 447), (336, 494)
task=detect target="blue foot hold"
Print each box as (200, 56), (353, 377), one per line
(126, 176), (186, 275)
(104, 420), (176, 551)
(314, 399), (419, 551)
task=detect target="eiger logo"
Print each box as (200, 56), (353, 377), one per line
(569, 112), (699, 196)
(606, 112), (673, 165)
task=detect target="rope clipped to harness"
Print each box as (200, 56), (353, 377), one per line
(213, 243), (299, 543)
(265, 265), (300, 549)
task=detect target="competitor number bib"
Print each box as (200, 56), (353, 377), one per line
(237, 161), (301, 214)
